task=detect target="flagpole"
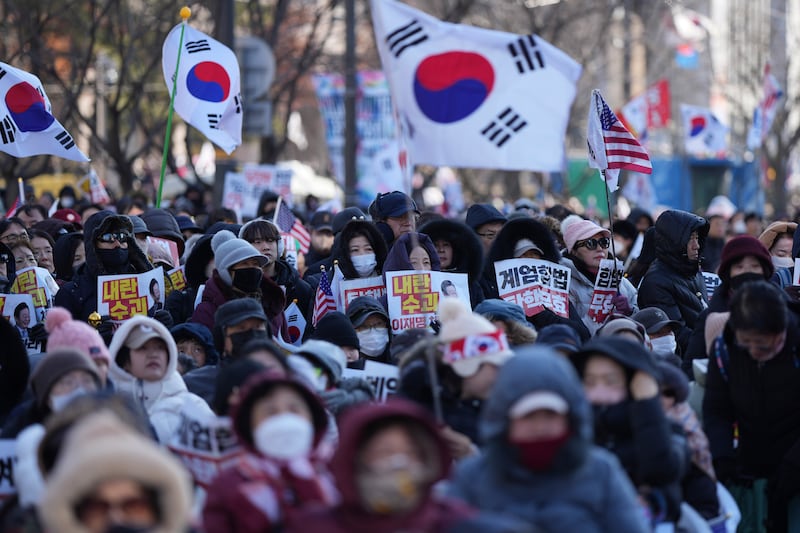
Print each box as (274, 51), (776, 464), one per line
(17, 177), (25, 206)
(272, 196), (282, 224)
(157, 6), (192, 209)
(601, 170), (617, 261)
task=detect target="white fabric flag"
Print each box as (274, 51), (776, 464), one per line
(0, 62), (89, 162)
(162, 23), (242, 154)
(370, 0), (581, 171)
(681, 104), (728, 156)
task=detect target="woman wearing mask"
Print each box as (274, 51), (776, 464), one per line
(758, 220), (797, 286)
(382, 232), (440, 273)
(313, 219), (388, 282)
(346, 296), (393, 366)
(203, 371), (338, 532)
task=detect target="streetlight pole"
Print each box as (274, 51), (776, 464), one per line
(344, 0), (358, 207)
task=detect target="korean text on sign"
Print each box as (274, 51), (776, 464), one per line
(494, 259), (571, 318)
(588, 259), (624, 324)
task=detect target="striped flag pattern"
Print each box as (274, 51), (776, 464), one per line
(312, 267), (337, 327)
(274, 199), (311, 254)
(589, 89), (652, 174)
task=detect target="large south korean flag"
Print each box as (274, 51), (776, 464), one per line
(370, 0), (582, 171)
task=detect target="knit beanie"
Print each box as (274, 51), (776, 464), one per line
(211, 230), (267, 286)
(561, 215), (611, 252)
(758, 221), (797, 252)
(474, 298), (532, 329)
(657, 361), (689, 403)
(45, 307), (110, 367)
(296, 339), (347, 383)
(438, 298), (513, 378)
(465, 203), (507, 230)
(718, 235), (774, 284)
(311, 311), (360, 349)
(30, 348), (100, 409)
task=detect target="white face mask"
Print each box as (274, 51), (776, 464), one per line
(651, 333), (677, 354)
(773, 256), (795, 270)
(351, 253), (377, 278)
(253, 412), (314, 460)
(50, 386), (90, 412)
(358, 328), (390, 357)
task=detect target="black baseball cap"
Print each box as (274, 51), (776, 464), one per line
(309, 211), (334, 232)
(632, 307), (680, 335)
(373, 191), (419, 219)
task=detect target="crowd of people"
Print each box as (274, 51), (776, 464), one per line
(0, 184), (799, 532)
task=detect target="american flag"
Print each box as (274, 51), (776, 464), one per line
(273, 198), (311, 254)
(587, 89), (651, 191)
(312, 267), (337, 327)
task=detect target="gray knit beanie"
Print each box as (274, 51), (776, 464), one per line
(211, 230), (267, 286)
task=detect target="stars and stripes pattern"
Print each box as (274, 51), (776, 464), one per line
(312, 267), (337, 327)
(274, 199), (311, 254)
(592, 90), (652, 174)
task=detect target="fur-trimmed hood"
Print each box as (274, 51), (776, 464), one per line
(82, 210), (153, 277)
(330, 220), (389, 279)
(383, 232), (441, 273)
(418, 218), (484, 281)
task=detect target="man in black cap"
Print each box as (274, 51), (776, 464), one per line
(465, 203), (507, 254)
(182, 297), (272, 405)
(632, 307), (681, 357)
(305, 210), (335, 267)
(370, 190), (419, 246)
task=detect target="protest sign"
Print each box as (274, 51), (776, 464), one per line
(0, 293), (40, 354)
(11, 266), (57, 322)
(97, 267), (165, 321)
(494, 259), (571, 318)
(703, 272), (722, 301)
(222, 165), (293, 219)
(339, 276), (386, 311)
(587, 259), (624, 323)
(0, 439), (17, 500)
(168, 404), (242, 489)
(342, 360), (399, 402)
(167, 265), (187, 292)
(793, 259), (800, 285)
(384, 270), (469, 333)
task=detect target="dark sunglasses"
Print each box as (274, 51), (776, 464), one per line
(97, 231), (131, 243)
(576, 237), (611, 250)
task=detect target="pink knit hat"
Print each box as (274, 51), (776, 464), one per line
(45, 307), (110, 366)
(561, 216), (611, 252)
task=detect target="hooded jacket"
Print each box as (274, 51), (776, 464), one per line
(638, 210), (710, 352)
(481, 218), (590, 340)
(54, 210), (153, 321)
(346, 295), (392, 365)
(447, 347), (648, 532)
(289, 400), (530, 533)
(419, 218), (486, 308)
(382, 232), (441, 273)
(271, 258), (313, 322)
(52, 232), (83, 284)
(108, 316), (213, 443)
(170, 322), (219, 365)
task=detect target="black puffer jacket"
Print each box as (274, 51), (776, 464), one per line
(305, 220), (388, 286)
(419, 219), (485, 308)
(481, 218), (589, 341)
(271, 259), (313, 321)
(638, 210), (709, 352)
(54, 210), (153, 321)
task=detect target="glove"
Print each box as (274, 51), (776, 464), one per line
(96, 315), (116, 346)
(612, 293), (633, 315)
(151, 309), (174, 329)
(28, 323), (48, 344)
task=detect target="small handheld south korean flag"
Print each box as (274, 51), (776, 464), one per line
(162, 20), (242, 154)
(284, 299), (307, 346)
(0, 62), (89, 162)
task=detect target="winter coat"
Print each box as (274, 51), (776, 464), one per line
(165, 234), (213, 325)
(54, 210), (153, 321)
(419, 218), (486, 308)
(288, 400), (532, 533)
(271, 258), (313, 321)
(481, 218), (590, 340)
(638, 210), (710, 353)
(305, 220), (388, 285)
(0, 319), (29, 426)
(190, 269), (287, 339)
(560, 255), (639, 336)
(448, 347), (649, 532)
(108, 316), (213, 443)
(345, 296), (393, 365)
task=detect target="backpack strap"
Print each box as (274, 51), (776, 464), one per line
(713, 335), (729, 383)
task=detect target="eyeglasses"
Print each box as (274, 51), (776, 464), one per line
(1, 231), (28, 245)
(76, 494), (155, 523)
(97, 231), (132, 243)
(575, 237), (611, 250)
(477, 231), (498, 240)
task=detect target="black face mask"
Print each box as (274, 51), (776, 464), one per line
(97, 248), (129, 270)
(729, 271), (765, 293)
(228, 328), (268, 358)
(592, 402), (631, 443)
(231, 267), (263, 293)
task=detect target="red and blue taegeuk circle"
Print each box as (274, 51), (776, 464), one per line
(6, 82), (54, 132)
(689, 116), (706, 137)
(413, 52), (494, 124)
(186, 61), (231, 102)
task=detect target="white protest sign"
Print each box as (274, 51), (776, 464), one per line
(384, 271), (469, 334)
(222, 164), (293, 219)
(793, 259), (800, 286)
(11, 266), (57, 322)
(339, 276), (386, 311)
(167, 404), (243, 489)
(0, 439), (17, 500)
(96, 267), (164, 322)
(494, 259), (571, 318)
(703, 272), (722, 301)
(342, 360), (399, 402)
(588, 259), (624, 323)
(0, 293), (41, 354)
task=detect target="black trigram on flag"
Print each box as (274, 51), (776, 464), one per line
(0, 67), (6, 82)
(185, 39), (211, 54)
(0, 116), (16, 144)
(55, 129), (75, 150)
(234, 94), (242, 114)
(481, 108), (527, 148)
(508, 35), (545, 74)
(385, 19), (429, 58)
(208, 114), (222, 129)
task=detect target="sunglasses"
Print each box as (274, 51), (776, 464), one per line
(575, 237), (611, 251)
(97, 231), (132, 243)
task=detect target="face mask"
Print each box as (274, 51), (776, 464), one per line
(231, 267), (263, 293)
(733, 220), (747, 234)
(773, 256), (795, 270)
(357, 328), (389, 357)
(228, 328), (268, 358)
(729, 271), (765, 292)
(511, 432), (571, 472)
(97, 248), (129, 269)
(253, 412), (314, 460)
(351, 253), (377, 278)
(60, 196), (75, 208)
(50, 386), (90, 412)
(650, 333), (677, 354)
(357, 454), (425, 514)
